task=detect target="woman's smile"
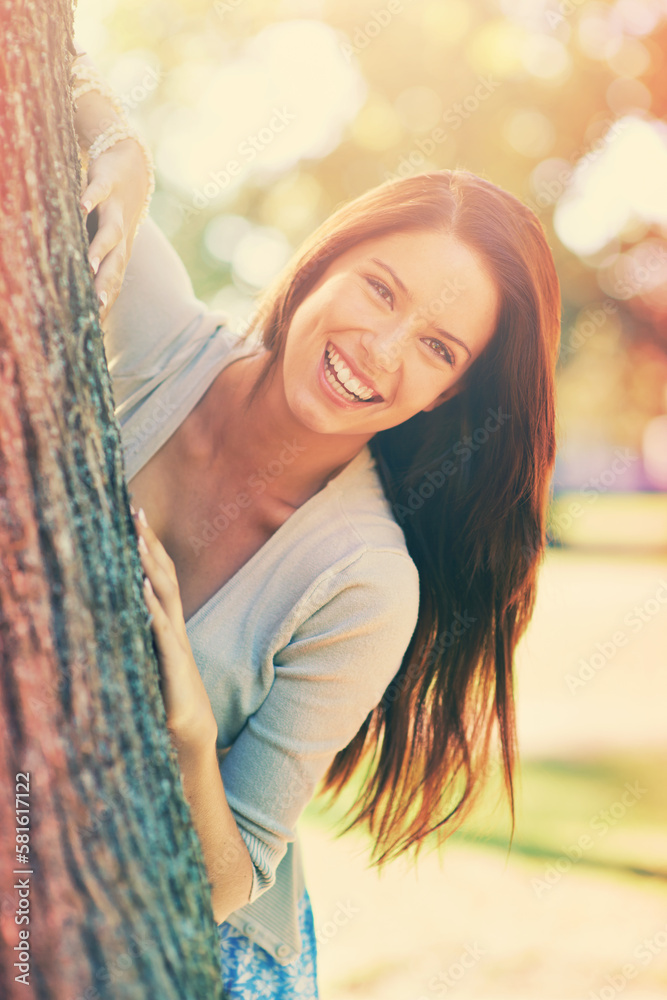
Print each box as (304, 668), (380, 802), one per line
(320, 342), (384, 407)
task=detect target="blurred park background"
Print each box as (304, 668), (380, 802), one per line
(74, 0), (667, 996)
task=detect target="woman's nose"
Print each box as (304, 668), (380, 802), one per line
(360, 319), (413, 373)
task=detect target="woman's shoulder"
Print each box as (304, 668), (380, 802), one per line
(283, 446), (419, 611)
(104, 217), (233, 388)
(327, 446), (413, 556)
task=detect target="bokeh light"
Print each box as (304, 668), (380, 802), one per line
(504, 108), (556, 158)
(154, 19), (366, 200)
(554, 117), (667, 256)
(231, 224), (291, 288)
(466, 18), (528, 76)
(520, 33), (572, 82)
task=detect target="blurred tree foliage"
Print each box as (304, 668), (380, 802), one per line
(85, 0), (667, 472)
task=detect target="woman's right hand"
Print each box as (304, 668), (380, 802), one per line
(131, 507), (219, 757)
(81, 136), (151, 323)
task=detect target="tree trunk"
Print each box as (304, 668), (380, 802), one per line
(0, 3), (226, 997)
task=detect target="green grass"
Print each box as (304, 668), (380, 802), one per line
(304, 751), (667, 878)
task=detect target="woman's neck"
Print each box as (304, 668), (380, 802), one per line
(194, 350), (372, 506)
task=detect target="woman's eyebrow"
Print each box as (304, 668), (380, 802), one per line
(434, 327), (472, 359)
(370, 257), (411, 299)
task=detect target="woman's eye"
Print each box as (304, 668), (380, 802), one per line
(424, 337), (456, 366)
(366, 276), (394, 307)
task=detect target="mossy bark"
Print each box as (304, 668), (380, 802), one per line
(0, 2), (226, 997)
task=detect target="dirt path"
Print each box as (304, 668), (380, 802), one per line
(300, 824), (667, 999)
(300, 551), (667, 999)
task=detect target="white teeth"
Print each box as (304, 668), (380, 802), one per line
(325, 345), (376, 403)
(324, 365), (355, 400)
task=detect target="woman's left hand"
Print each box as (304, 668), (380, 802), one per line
(131, 506), (218, 758)
(81, 138), (149, 322)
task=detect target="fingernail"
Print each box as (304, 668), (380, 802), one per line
(138, 507), (148, 526)
(138, 535), (148, 554)
(129, 503), (137, 515)
(90, 256), (100, 275)
(143, 576), (153, 595)
(98, 290), (107, 310)
(82, 200), (92, 214)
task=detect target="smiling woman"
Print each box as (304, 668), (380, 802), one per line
(75, 50), (560, 997)
(234, 168), (561, 863)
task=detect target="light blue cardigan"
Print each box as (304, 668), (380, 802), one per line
(104, 218), (420, 965)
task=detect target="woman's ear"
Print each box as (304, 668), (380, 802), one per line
(422, 378), (466, 413)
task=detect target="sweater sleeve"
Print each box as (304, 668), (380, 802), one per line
(101, 217), (236, 481)
(102, 217), (228, 420)
(220, 547), (420, 904)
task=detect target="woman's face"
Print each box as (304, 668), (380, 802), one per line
(280, 228), (500, 438)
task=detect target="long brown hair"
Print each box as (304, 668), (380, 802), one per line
(244, 170), (561, 866)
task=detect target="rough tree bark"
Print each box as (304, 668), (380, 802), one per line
(0, 2), (226, 997)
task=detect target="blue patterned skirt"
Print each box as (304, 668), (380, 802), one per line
(217, 889), (319, 999)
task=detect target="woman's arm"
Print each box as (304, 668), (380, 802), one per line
(132, 504), (421, 917)
(72, 47), (123, 151)
(134, 507), (254, 923)
(72, 47), (152, 319)
(174, 741), (254, 924)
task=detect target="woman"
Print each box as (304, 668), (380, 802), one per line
(75, 51), (560, 999)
